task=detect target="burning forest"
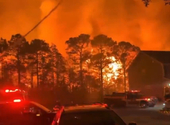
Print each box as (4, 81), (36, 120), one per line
(0, 34), (139, 95)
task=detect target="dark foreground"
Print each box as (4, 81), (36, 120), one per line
(114, 103), (170, 125)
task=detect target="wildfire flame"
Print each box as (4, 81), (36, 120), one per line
(103, 56), (122, 82)
(84, 49), (124, 93)
(85, 55), (122, 84)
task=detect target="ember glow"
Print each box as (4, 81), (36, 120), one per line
(86, 48), (123, 88)
(103, 57), (122, 83)
(85, 55), (122, 87)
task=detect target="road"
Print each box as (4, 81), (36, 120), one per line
(114, 103), (170, 125)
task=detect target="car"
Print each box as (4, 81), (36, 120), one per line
(163, 99), (170, 110)
(0, 88), (28, 102)
(104, 90), (156, 108)
(150, 96), (158, 104)
(0, 99), (56, 125)
(51, 103), (137, 125)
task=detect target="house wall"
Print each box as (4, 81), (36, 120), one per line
(163, 64), (170, 79)
(128, 52), (165, 99)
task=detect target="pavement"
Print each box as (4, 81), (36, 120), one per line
(114, 102), (170, 125)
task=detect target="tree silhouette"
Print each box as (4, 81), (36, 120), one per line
(66, 34), (90, 89)
(8, 34), (29, 86)
(142, 0), (150, 7)
(50, 44), (66, 87)
(29, 39), (50, 87)
(91, 34), (117, 101)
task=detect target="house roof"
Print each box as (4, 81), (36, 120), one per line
(141, 51), (170, 64)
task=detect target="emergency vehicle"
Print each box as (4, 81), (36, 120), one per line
(0, 88), (56, 125)
(104, 90), (157, 108)
(0, 87), (28, 102)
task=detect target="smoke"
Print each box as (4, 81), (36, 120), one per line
(0, 0), (170, 55)
(0, 0), (42, 41)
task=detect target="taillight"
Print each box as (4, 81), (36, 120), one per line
(130, 90), (140, 92)
(13, 99), (21, 102)
(144, 98), (151, 101)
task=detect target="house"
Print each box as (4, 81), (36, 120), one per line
(142, 51), (170, 79)
(127, 51), (170, 100)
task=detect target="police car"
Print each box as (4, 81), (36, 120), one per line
(0, 88), (28, 102)
(0, 88), (56, 125)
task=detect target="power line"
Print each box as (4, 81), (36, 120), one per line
(23, 0), (63, 37)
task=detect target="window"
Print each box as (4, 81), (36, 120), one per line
(59, 110), (126, 125)
(23, 104), (43, 115)
(23, 106), (38, 114)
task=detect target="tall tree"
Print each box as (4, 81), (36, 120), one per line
(0, 38), (8, 53)
(116, 41), (140, 69)
(50, 44), (66, 87)
(116, 41), (140, 92)
(142, 0), (150, 7)
(0, 38), (9, 86)
(8, 34), (29, 86)
(91, 34), (117, 101)
(25, 54), (36, 88)
(29, 39), (49, 87)
(66, 34), (90, 89)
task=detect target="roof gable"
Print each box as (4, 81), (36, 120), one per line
(142, 51), (170, 64)
(127, 51), (162, 71)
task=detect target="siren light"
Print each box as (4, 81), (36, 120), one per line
(5, 89), (20, 93)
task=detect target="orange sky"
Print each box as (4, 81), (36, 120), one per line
(0, 0), (170, 55)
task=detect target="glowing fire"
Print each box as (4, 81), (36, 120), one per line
(85, 55), (122, 83)
(85, 49), (124, 92)
(103, 56), (122, 82)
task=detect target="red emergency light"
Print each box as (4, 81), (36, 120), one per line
(130, 90), (140, 93)
(5, 89), (19, 93)
(13, 99), (21, 102)
(5, 89), (9, 93)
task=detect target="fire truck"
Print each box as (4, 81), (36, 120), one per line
(104, 90), (157, 108)
(0, 87), (28, 102)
